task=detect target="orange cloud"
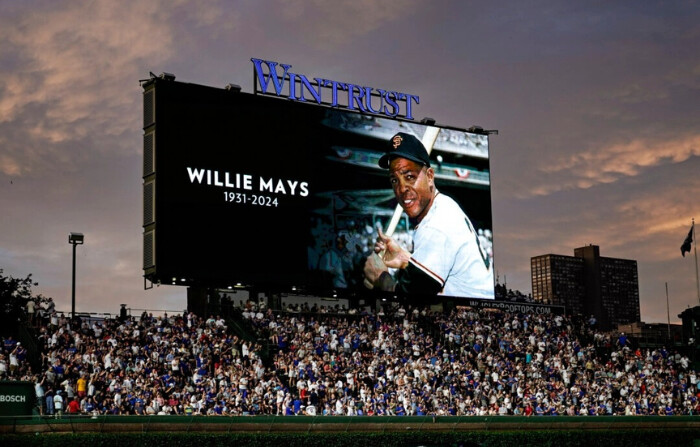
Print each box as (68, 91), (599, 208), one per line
(525, 133), (700, 197)
(0, 2), (181, 176)
(0, 154), (22, 176)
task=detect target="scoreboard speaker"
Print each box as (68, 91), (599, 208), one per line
(142, 84), (156, 277)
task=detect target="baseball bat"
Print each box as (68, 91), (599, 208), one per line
(364, 126), (441, 289)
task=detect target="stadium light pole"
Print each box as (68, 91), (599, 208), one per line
(68, 232), (84, 320)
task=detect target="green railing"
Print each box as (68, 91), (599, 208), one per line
(2, 414), (700, 432)
(1, 415), (700, 447)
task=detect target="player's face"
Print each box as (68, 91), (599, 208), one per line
(388, 158), (435, 223)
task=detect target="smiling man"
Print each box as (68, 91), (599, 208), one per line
(363, 132), (494, 298)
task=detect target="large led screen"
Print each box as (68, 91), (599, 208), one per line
(144, 80), (494, 299)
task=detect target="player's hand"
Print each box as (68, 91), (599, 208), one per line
(363, 252), (388, 287)
(363, 254), (397, 291)
(374, 227), (410, 270)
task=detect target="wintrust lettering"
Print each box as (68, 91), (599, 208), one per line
(252, 58), (420, 120)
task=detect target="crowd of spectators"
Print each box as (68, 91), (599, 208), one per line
(2, 301), (698, 417)
(494, 283), (534, 302)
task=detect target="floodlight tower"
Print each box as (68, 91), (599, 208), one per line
(68, 232), (84, 320)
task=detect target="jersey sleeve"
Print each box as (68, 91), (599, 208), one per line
(395, 262), (443, 295)
(398, 225), (456, 294)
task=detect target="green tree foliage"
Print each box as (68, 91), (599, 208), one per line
(0, 269), (50, 334)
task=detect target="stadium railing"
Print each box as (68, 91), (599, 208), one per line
(2, 414), (700, 434)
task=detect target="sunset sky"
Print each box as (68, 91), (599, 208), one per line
(1, 1), (698, 322)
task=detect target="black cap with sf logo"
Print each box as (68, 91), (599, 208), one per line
(378, 132), (431, 169)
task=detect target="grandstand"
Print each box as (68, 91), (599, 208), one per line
(2, 296), (698, 418)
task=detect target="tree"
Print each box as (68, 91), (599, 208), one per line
(0, 269), (51, 333)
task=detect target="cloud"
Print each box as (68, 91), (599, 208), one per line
(527, 133), (700, 196)
(492, 152), (699, 311)
(0, 153), (21, 176)
(0, 3), (175, 118)
(0, 2), (182, 178)
(277, 0), (420, 50)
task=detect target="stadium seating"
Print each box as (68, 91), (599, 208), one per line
(2, 303), (696, 416)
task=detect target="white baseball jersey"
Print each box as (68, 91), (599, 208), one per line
(406, 193), (494, 298)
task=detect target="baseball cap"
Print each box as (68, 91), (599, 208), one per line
(378, 132), (431, 169)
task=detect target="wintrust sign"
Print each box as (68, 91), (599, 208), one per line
(251, 58), (420, 120)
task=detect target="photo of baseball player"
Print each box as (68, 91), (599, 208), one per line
(363, 132), (494, 299)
